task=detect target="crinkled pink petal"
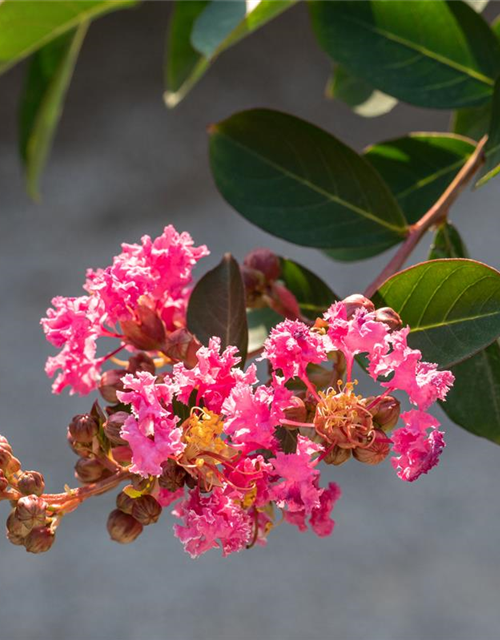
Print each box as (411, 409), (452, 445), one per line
(157, 487), (185, 507)
(224, 455), (274, 508)
(284, 481), (341, 537)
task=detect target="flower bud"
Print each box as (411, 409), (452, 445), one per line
(283, 397), (307, 424)
(116, 491), (135, 515)
(69, 414), (98, 443)
(131, 476), (150, 492)
(99, 369), (126, 404)
(75, 458), (109, 484)
(15, 495), (47, 530)
(374, 307), (402, 332)
(103, 412), (128, 446)
(67, 430), (93, 458)
(369, 396), (401, 432)
(107, 509), (143, 544)
(268, 283), (302, 320)
(24, 527), (55, 554)
(342, 294), (375, 319)
(0, 435), (10, 447)
(6, 510), (30, 538)
(0, 469), (8, 493)
(131, 494), (162, 526)
(163, 328), (200, 367)
(353, 430), (392, 465)
(241, 266), (266, 306)
(323, 445), (352, 466)
(7, 456), (21, 475)
(17, 471), (45, 497)
(244, 248), (281, 283)
(121, 303), (166, 351)
(110, 445), (132, 464)
(127, 352), (156, 375)
(0, 444), (13, 472)
(158, 460), (187, 492)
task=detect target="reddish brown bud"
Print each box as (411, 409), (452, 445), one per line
(323, 445), (352, 466)
(342, 294), (375, 319)
(0, 469), (8, 493)
(374, 307), (402, 332)
(244, 248), (281, 282)
(0, 435), (10, 447)
(110, 445), (132, 464)
(75, 458), (109, 484)
(107, 509), (143, 544)
(99, 369), (126, 403)
(67, 430), (93, 458)
(241, 266), (266, 305)
(158, 460), (187, 492)
(121, 303), (166, 351)
(163, 328), (200, 367)
(7, 456), (21, 475)
(369, 396), (401, 432)
(131, 476), (150, 492)
(17, 471), (45, 497)
(103, 412), (128, 446)
(353, 430), (392, 465)
(6, 510), (30, 538)
(127, 352), (156, 375)
(131, 494), (162, 526)
(283, 397), (307, 424)
(116, 491), (135, 515)
(0, 444), (13, 472)
(24, 527), (55, 554)
(69, 414), (98, 443)
(15, 495), (47, 530)
(268, 283), (302, 320)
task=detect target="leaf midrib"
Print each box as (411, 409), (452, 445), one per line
(410, 309), (500, 333)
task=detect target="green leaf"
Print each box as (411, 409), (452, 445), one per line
(364, 133), (476, 224)
(280, 258), (337, 319)
(372, 259), (500, 368)
(326, 65), (398, 118)
(187, 253), (248, 363)
(452, 103), (491, 140)
(19, 24), (87, 201)
(475, 78), (500, 187)
(0, 0), (135, 75)
(309, 0), (500, 109)
(428, 223), (469, 260)
(164, 0), (295, 107)
(247, 306), (282, 354)
(209, 109), (407, 259)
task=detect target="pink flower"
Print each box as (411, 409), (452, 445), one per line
(271, 436), (323, 514)
(117, 372), (184, 476)
(224, 455), (274, 508)
(284, 482), (341, 537)
(174, 337), (257, 413)
(157, 487), (185, 507)
(173, 488), (253, 558)
(222, 380), (292, 450)
(261, 319), (327, 381)
(391, 410), (446, 482)
(41, 296), (105, 395)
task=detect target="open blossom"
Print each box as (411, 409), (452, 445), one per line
(41, 226), (208, 395)
(285, 482), (342, 537)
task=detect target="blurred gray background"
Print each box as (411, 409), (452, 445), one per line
(2, 3), (500, 639)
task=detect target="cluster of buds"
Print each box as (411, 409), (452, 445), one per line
(0, 226), (455, 558)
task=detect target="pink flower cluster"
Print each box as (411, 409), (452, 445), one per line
(41, 226), (209, 395)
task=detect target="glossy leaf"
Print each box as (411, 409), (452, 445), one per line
(280, 258), (337, 319)
(309, 1), (500, 109)
(326, 65), (398, 118)
(364, 134), (476, 224)
(164, 0), (295, 108)
(372, 259), (500, 368)
(428, 223), (469, 260)
(187, 253), (248, 363)
(475, 78), (500, 187)
(209, 109), (407, 258)
(19, 24), (87, 200)
(0, 0), (135, 75)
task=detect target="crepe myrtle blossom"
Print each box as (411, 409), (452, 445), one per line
(13, 234), (455, 559)
(41, 226), (209, 395)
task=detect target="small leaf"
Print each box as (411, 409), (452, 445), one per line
(0, 0), (135, 75)
(309, 1), (500, 109)
(280, 258), (337, 319)
(187, 254), (248, 363)
(428, 223), (469, 260)
(475, 78), (500, 187)
(372, 259), (500, 368)
(19, 24), (87, 200)
(164, 0), (295, 107)
(209, 109), (407, 258)
(364, 133), (476, 225)
(327, 65), (398, 118)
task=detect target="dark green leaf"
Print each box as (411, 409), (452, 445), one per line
(326, 65), (398, 118)
(475, 78), (500, 187)
(428, 223), (469, 260)
(364, 134), (476, 224)
(187, 253), (248, 362)
(164, 0), (295, 107)
(19, 24), (87, 200)
(280, 258), (337, 319)
(372, 259), (500, 368)
(0, 0), (135, 75)
(209, 109), (407, 258)
(309, 0), (500, 109)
